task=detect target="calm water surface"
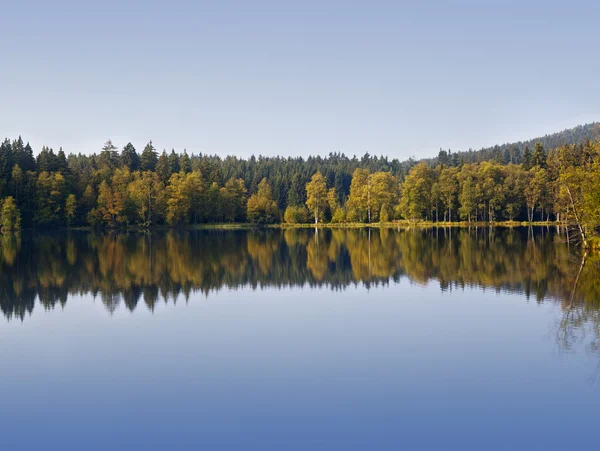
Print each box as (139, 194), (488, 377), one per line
(1, 227), (599, 450)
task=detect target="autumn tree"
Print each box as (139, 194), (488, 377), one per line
(1, 197), (21, 232)
(368, 171), (398, 222)
(524, 167), (548, 222)
(502, 164), (526, 221)
(305, 171), (328, 224)
(65, 194), (77, 225)
(346, 168), (370, 222)
(128, 171), (166, 225)
(399, 163), (433, 221)
(247, 178), (278, 224)
(283, 205), (310, 224)
(438, 166), (458, 221)
(220, 178), (247, 222)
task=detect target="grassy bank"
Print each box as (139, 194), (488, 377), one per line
(27, 220), (568, 233)
(277, 220), (566, 229)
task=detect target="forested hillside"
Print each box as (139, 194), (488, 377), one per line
(0, 123), (599, 245)
(428, 122), (600, 166)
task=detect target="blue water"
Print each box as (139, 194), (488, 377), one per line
(1, 282), (598, 450)
(1, 229), (599, 450)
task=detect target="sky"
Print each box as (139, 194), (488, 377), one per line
(1, 0), (599, 160)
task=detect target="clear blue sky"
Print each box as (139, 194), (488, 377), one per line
(2, 0), (598, 160)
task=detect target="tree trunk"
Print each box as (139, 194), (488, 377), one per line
(565, 184), (589, 249)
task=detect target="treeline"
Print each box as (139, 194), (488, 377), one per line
(426, 122), (600, 166)
(0, 138), (411, 229)
(1, 228), (598, 321)
(0, 133), (599, 235)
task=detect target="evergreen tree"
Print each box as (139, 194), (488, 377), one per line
(99, 140), (119, 169)
(156, 150), (171, 182)
(140, 141), (158, 171)
(56, 148), (69, 173)
(121, 142), (140, 170)
(531, 142), (547, 168)
(179, 150), (191, 173)
(168, 149), (181, 174)
(522, 146), (532, 170)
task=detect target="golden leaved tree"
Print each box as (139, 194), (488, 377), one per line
(305, 171), (328, 224)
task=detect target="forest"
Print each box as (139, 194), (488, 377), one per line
(0, 123), (599, 246)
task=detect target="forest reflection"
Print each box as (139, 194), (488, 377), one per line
(1, 227), (599, 325)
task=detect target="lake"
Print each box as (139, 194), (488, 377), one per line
(1, 227), (599, 450)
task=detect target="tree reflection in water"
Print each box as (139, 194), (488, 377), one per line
(1, 229), (598, 338)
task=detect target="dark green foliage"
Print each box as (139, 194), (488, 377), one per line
(179, 150), (191, 173)
(0, 122), (599, 229)
(168, 149), (180, 174)
(522, 146), (532, 170)
(121, 143), (140, 170)
(532, 142), (546, 168)
(430, 122), (600, 166)
(156, 150), (170, 182)
(140, 141), (158, 171)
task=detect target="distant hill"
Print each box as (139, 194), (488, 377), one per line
(428, 122), (600, 166)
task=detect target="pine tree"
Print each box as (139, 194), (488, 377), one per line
(100, 140), (119, 169)
(156, 150), (171, 182)
(121, 143), (140, 170)
(140, 141), (158, 171)
(531, 142), (546, 168)
(168, 149), (181, 174)
(179, 150), (191, 173)
(522, 146), (532, 170)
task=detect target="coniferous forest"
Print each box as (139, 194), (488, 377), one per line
(1, 123), (599, 244)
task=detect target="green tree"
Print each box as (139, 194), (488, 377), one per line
(99, 140), (119, 169)
(156, 150), (171, 182)
(283, 205), (310, 224)
(522, 145), (532, 170)
(524, 167), (548, 222)
(1, 197), (21, 232)
(179, 150), (192, 173)
(121, 142), (140, 170)
(168, 149), (181, 174)
(502, 164), (526, 221)
(305, 171), (328, 224)
(346, 168), (370, 222)
(35, 172), (67, 226)
(247, 178), (278, 224)
(368, 172), (398, 222)
(458, 176), (476, 222)
(65, 194), (77, 225)
(220, 178), (247, 222)
(399, 163), (433, 221)
(166, 172), (191, 225)
(287, 173), (305, 207)
(128, 171), (166, 225)
(439, 166), (458, 221)
(480, 162), (505, 222)
(531, 142), (546, 168)
(140, 141), (158, 171)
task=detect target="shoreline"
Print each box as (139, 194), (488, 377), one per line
(276, 220), (565, 229)
(16, 220), (568, 233)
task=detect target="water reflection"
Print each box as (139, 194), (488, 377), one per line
(1, 227), (598, 323)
